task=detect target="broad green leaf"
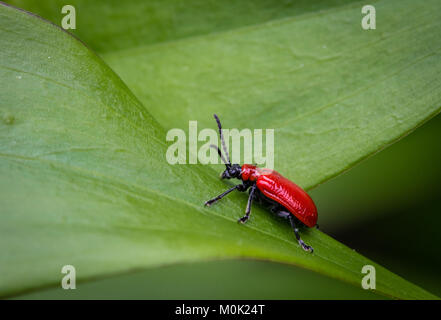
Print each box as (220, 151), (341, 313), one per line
(0, 2), (440, 300)
(101, 0), (441, 190)
(6, 0), (357, 53)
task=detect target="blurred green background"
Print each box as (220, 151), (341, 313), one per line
(16, 113), (441, 299)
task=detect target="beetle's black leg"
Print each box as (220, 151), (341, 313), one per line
(286, 214), (314, 253)
(315, 224), (319, 230)
(204, 184), (247, 207)
(238, 185), (256, 224)
(276, 210), (290, 219)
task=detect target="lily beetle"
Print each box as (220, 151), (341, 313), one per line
(205, 114), (317, 253)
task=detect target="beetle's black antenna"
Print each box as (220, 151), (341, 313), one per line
(213, 114), (231, 166)
(209, 144), (230, 168)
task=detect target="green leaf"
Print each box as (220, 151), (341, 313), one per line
(1, 1), (440, 300)
(101, 0), (441, 190)
(5, 0), (359, 53)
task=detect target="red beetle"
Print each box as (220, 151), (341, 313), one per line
(205, 114), (318, 253)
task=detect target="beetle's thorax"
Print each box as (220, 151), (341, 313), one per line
(241, 164), (275, 182)
(241, 164), (258, 181)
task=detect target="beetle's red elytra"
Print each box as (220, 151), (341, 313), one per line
(205, 114), (318, 253)
(241, 164), (318, 228)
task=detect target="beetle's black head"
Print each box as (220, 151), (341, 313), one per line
(221, 163), (241, 180)
(210, 114), (242, 180)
